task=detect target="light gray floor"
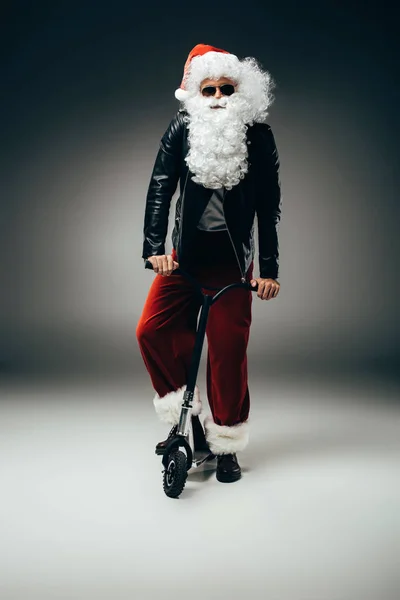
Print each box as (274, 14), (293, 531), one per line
(0, 376), (399, 600)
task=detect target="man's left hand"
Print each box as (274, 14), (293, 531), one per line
(250, 278), (280, 300)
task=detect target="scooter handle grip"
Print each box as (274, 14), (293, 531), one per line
(144, 259), (259, 291)
(144, 259), (181, 271)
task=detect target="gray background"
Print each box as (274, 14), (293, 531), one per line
(1, 2), (399, 383)
(1, 3), (399, 600)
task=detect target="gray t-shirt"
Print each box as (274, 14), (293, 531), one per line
(197, 187), (227, 232)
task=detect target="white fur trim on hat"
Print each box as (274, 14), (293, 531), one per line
(153, 384), (202, 425)
(175, 87), (189, 101)
(183, 52), (241, 96)
(204, 415), (249, 455)
(175, 52), (240, 102)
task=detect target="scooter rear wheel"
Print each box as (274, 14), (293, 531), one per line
(163, 449), (188, 498)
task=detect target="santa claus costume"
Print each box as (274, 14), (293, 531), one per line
(136, 44), (280, 482)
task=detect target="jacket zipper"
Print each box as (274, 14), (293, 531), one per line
(222, 188), (246, 283)
(177, 169), (190, 257)
(180, 175), (246, 282)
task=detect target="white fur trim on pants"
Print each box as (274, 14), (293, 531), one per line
(204, 415), (249, 455)
(153, 385), (201, 425)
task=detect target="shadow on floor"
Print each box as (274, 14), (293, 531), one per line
(241, 427), (394, 471)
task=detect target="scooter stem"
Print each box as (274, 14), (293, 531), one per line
(177, 294), (213, 436)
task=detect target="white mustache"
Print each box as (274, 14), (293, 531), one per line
(204, 96), (229, 108)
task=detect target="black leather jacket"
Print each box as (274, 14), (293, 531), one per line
(142, 109), (282, 281)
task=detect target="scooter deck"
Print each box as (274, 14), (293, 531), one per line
(191, 450), (216, 468)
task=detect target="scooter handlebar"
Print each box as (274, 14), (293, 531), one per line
(144, 259), (259, 292)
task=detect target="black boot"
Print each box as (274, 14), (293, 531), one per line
(155, 424), (178, 455)
(216, 453), (242, 483)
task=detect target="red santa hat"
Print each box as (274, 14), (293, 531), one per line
(174, 43), (240, 101)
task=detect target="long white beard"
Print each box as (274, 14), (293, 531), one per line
(182, 94), (254, 190)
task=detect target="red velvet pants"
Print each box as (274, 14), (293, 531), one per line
(136, 229), (254, 427)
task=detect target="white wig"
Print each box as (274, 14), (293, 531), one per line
(175, 51), (275, 124)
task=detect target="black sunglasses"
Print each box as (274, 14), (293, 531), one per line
(201, 84), (236, 97)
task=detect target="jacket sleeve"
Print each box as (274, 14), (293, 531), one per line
(255, 124), (282, 280)
(142, 112), (184, 261)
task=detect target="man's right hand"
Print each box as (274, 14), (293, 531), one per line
(146, 254), (179, 276)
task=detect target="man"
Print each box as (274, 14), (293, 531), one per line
(136, 43), (282, 483)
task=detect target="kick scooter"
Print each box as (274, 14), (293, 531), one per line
(145, 259), (259, 498)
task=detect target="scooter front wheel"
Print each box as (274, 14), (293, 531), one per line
(163, 449), (188, 498)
